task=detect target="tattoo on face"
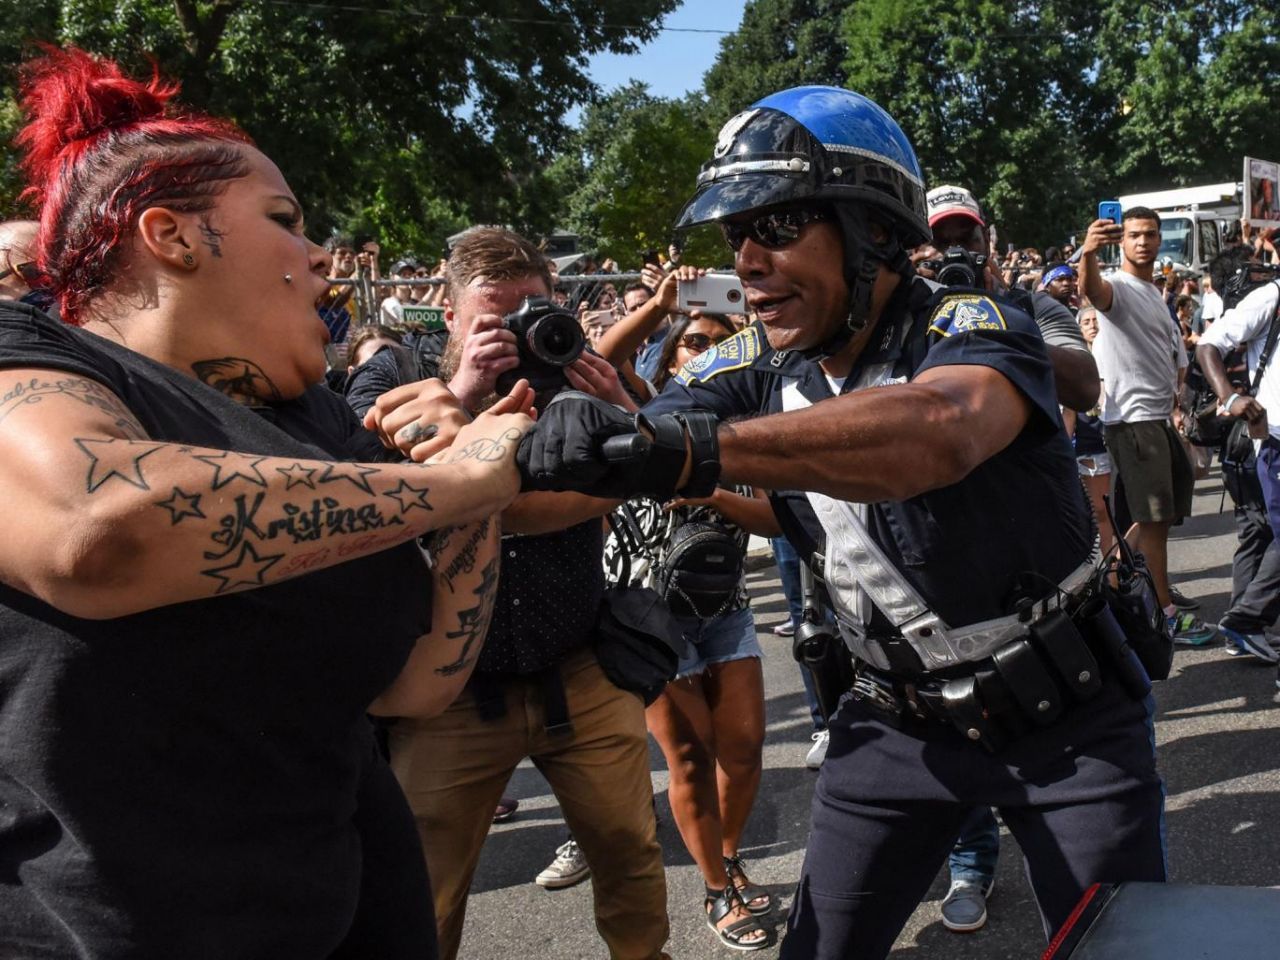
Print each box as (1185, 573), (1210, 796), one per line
(447, 428), (524, 464)
(198, 220), (224, 258)
(436, 554), (499, 677)
(76, 437), (163, 492)
(1, 376), (147, 438)
(191, 358), (284, 404)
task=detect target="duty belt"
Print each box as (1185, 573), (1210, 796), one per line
(805, 490), (1101, 672)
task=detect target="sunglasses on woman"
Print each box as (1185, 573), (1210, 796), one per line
(720, 207), (832, 252)
(678, 332), (730, 353)
(0, 259), (41, 286)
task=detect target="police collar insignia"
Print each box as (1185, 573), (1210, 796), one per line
(675, 326), (761, 385)
(927, 294), (1008, 338)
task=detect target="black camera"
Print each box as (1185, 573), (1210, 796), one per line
(924, 246), (989, 288)
(496, 295), (585, 394)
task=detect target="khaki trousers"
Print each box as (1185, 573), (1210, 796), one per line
(389, 649), (669, 960)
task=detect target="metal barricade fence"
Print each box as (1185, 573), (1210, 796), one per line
(325, 272), (649, 339)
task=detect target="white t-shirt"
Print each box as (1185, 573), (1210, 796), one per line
(1198, 281), (1280, 440)
(1093, 269), (1180, 424)
(1201, 289), (1224, 323)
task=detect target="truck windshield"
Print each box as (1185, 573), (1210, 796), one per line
(1159, 218), (1192, 262)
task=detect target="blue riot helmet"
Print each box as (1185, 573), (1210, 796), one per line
(675, 86), (929, 358)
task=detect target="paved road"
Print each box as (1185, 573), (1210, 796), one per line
(459, 470), (1280, 959)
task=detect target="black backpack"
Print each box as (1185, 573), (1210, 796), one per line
(653, 518), (745, 620)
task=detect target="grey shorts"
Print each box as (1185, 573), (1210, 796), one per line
(1104, 420), (1193, 523)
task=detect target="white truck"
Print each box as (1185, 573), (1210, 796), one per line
(1115, 182), (1242, 275)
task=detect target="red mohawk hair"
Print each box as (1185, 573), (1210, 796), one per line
(15, 46), (254, 322)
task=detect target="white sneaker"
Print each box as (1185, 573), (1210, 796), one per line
(535, 840), (590, 889)
(805, 729), (829, 769)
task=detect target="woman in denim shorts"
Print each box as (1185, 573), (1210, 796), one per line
(603, 314), (781, 951)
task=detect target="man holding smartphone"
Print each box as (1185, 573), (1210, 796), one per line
(1078, 207), (1214, 644)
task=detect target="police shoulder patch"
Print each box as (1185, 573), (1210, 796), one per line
(927, 294), (1008, 338)
(674, 326), (761, 385)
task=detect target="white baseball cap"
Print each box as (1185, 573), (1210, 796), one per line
(926, 185), (985, 228)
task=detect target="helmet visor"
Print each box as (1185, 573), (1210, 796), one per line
(675, 172), (823, 232)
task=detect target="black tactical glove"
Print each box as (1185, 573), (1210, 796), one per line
(516, 391), (721, 499)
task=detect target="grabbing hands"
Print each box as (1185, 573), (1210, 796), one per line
(365, 377), (535, 462)
(564, 350), (639, 412)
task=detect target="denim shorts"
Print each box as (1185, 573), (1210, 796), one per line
(674, 606), (761, 679)
(1076, 451), (1113, 477)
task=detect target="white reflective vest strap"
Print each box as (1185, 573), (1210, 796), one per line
(806, 484), (1101, 671)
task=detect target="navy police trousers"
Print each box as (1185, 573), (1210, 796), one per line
(779, 675), (1166, 960)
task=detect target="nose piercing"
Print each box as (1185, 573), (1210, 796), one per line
(283, 274), (293, 284)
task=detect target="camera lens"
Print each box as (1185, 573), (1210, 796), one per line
(937, 263), (977, 287)
(527, 314), (584, 367)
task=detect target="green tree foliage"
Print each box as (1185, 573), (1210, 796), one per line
(0, 0), (678, 256)
(555, 83), (729, 269)
(696, 0), (1280, 248)
(703, 0), (848, 120)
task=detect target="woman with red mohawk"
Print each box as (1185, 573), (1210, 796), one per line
(0, 47), (532, 957)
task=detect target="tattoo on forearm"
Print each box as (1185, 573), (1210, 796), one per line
(156, 486), (205, 524)
(438, 520), (491, 592)
(436, 554), (499, 677)
(191, 358), (284, 404)
(76, 437), (163, 492)
(447, 428), (524, 464)
(319, 462), (380, 495)
(277, 462), (317, 489)
(383, 479), (433, 514)
(2, 376), (147, 439)
(396, 422), (439, 445)
(203, 491), (406, 561)
(194, 450), (268, 489)
(202, 542), (283, 593)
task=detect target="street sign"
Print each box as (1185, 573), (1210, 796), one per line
(402, 304), (447, 331)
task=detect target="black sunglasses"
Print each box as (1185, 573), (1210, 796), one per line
(0, 260), (40, 285)
(678, 332), (729, 353)
(720, 208), (833, 252)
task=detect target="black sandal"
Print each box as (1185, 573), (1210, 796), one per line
(724, 855), (772, 915)
(705, 883), (769, 952)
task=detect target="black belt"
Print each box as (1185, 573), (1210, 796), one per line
(849, 603), (1149, 753)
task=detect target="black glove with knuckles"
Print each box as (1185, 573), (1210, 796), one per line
(516, 391), (721, 500)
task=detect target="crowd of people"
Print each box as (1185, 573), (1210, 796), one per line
(3, 44), (1280, 960)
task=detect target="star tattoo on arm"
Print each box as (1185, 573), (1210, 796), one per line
(276, 462), (317, 489)
(156, 487), (205, 525)
(383, 479), (433, 514)
(75, 438), (162, 493)
(193, 450), (268, 489)
(201, 541), (284, 594)
(319, 462), (380, 496)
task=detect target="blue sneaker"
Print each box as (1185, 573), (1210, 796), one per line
(1218, 624), (1280, 664)
(1167, 612), (1216, 647)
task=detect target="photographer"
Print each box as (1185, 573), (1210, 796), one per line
(917, 185), (1099, 411)
(353, 227), (669, 960)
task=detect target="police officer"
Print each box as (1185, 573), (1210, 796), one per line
(517, 86), (1166, 959)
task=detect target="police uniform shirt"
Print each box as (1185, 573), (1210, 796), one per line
(643, 279), (1092, 635)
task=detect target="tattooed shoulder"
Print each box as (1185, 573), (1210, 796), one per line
(0, 375), (148, 438)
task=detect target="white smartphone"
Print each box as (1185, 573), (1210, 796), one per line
(678, 274), (747, 314)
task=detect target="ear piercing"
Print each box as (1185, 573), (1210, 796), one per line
(283, 274), (293, 284)
(182, 254), (195, 266)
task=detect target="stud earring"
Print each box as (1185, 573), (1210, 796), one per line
(283, 274), (293, 284)
(182, 254), (195, 266)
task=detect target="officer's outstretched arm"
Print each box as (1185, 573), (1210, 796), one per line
(718, 364), (1032, 502)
